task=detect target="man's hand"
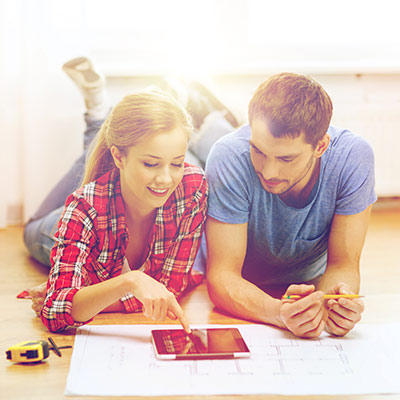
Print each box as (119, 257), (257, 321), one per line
(28, 282), (47, 317)
(279, 284), (327, 338)
(324, 283), (364, 336)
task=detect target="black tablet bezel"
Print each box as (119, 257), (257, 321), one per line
(151, 327), (251, 360)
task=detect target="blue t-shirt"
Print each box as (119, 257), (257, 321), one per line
(199, 124), (376, 287)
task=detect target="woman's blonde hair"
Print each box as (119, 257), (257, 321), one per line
(82, 89), (193, 185)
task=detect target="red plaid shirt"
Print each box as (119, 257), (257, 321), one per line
(41, 164), (208, 332)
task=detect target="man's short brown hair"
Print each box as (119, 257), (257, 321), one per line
(248, 73), (333, 147)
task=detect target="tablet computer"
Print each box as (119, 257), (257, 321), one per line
(151, 327), (251, 360)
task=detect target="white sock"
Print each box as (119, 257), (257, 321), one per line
(84, 87), (109, 119)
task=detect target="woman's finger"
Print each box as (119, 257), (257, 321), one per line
(167, 298), (191, 334)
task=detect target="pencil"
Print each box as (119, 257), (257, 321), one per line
(281, 294), (364, 300)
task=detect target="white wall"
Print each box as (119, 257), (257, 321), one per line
(1, 0), (88, 226)
(2, 0), (400, 227)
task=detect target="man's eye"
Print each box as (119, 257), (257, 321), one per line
(172, 163), (183, 168)
(280, 158), (294, 163)
(144, 162), (157, 167)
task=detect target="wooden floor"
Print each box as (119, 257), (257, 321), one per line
(358, 200), (400, 295)
(1, 199), (400, 400)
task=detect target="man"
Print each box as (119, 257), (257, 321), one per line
(203, 72), (376, 338)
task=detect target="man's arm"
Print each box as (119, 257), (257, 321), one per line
(205, 216), (284, 327)
(317, 205), (372, 335)
(206, 216), (326, 338)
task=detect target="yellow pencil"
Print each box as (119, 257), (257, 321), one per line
(281, 294), (364, 300)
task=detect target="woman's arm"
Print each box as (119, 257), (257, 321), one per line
(71, 270), (191, 332)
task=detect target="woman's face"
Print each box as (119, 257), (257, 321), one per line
(113, 127), (188, 215)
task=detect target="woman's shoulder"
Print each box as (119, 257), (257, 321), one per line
(171, 163), (208, 204)
(67, 169), (120, 213)
(181, 163), (207, 187)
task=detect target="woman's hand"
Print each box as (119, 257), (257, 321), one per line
(279, 284), (327, 338)
(127, 271), (191, 333)
(28, 282), (47, 317)
(324, 283), (364, 336)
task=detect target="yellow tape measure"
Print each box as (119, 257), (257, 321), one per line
(6, 340), (50, 363)
(6, 338), (72, 363)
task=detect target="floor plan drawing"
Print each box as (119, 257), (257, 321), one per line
(65, 323), (400, 397)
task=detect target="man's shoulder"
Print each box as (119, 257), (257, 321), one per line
(207, 124), (251, 169)
(328, 126), (373, 152)
(212, 124), (251, 151)
(326, 126), (374, 169)
(324, 126), (376, 215)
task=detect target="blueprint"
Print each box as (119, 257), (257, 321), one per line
(65, 323), (400, 396)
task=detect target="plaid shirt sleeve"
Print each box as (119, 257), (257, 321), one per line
(121, 168), (208, 313)
(40, 196), (98, 332)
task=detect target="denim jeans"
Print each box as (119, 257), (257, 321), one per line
(188, 111), (234, 168)
(23, 114), (104, 267)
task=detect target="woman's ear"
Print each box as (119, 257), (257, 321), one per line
(110, 146), (124, 169)
(314, 133), (330, 158)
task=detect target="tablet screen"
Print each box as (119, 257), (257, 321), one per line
(151, 327), (250, 360)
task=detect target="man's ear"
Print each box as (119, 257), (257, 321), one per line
(314, 133), (330, 158)
(110, 146), (124, 169)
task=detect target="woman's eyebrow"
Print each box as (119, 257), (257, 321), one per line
(143, 154), (185, 159)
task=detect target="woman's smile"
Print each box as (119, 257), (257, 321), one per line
(148, 187), (170, 197)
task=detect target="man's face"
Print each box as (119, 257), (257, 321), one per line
(250, 118), (321, 196)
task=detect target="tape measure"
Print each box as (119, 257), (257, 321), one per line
(6, 340), (50, 363)
(6, 338), (72, 363)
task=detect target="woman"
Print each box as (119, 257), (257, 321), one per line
(24, 60), (208, 332)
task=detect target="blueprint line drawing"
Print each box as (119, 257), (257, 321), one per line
(240, 331), (353, 376)
(65, 323), (400, 397)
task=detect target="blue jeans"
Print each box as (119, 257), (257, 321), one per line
(23, 115), (104, 267)
(23, 111), (234, 268)
(188, 111), (234, 168)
